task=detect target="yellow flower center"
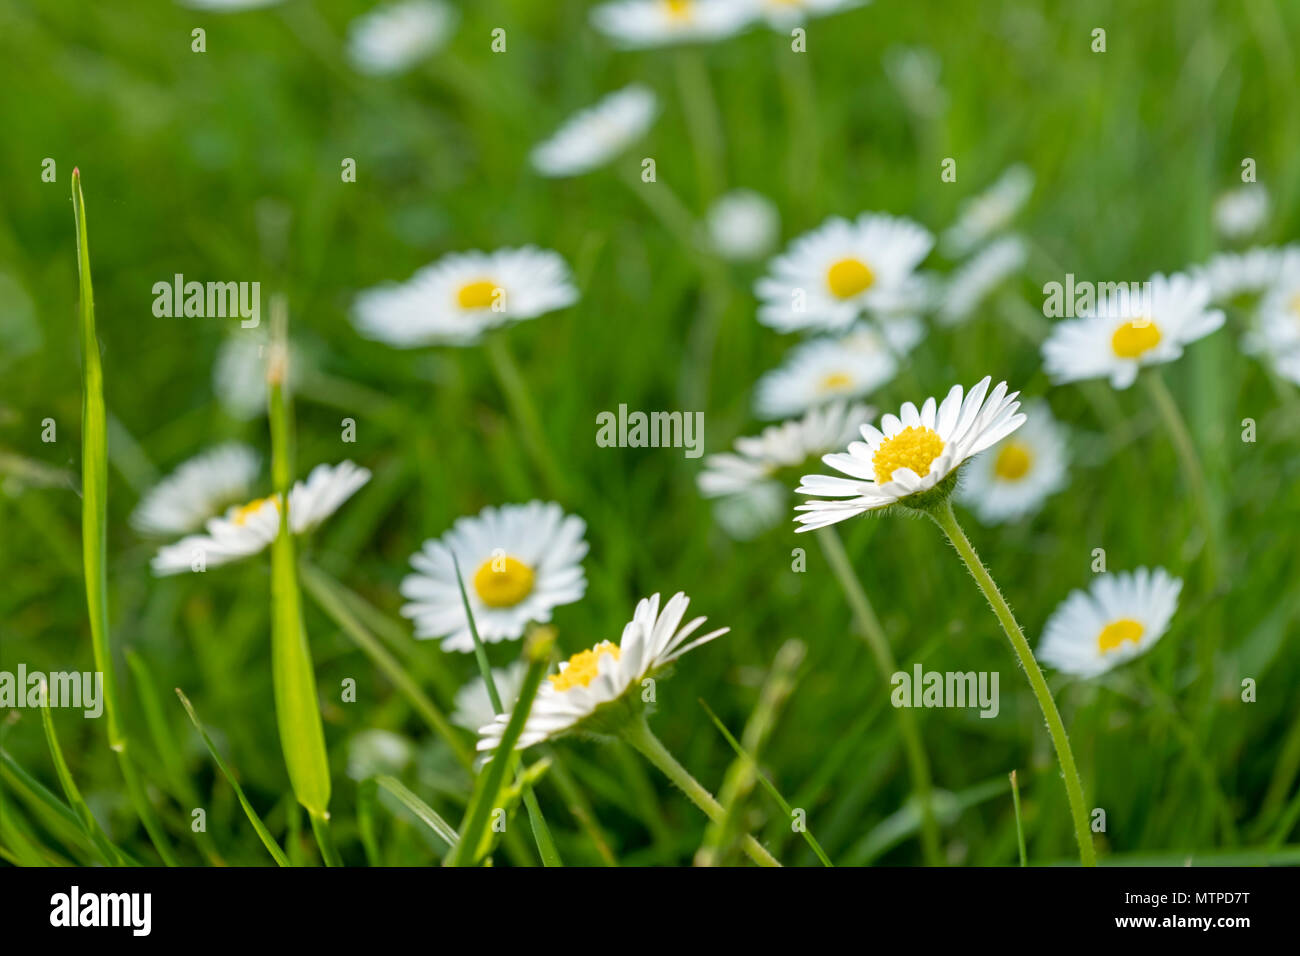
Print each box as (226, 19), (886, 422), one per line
(549, 642), (621, 691)
(1289, 293), (1300, 320)
(993, 441), (1034, 482)
(1110, 319), (1162, 359)
(456, 279), (500, 310)
(664, 0), (692, 19)
(826, 257), (876, 300)
(819, 370), (854, 392)
(230, 495), (278, 526)
(872, 426), (945, 484)
(473, 556), (535, 608)
(1097, 618), (1144, 655)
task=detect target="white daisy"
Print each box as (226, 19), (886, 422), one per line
(942, 164), (1034, 258)
(795, 376), (1026, 530)
(346, 729), (414, 781)
(451, 660), (528, 732)
(1038, 568), (1182, 678)
(1213, 185), (1269, 241)
(755, 213), (934, 333)
(1042, 272), (1225, 389)
(131, 443), (260, 537)
(698, 401), (873, 538)
(353, 247), (578, 348)
(753, 334), (898, 420)
(957, 400), (1067, 524)
(1193, 245), (1300, 304)
(1244, 273), (1300, 385)
(937, 234), (1027, 326)
(477, 592), (727, 752)
(706, 189), (780, 262)
(749, 0), (869, 29)
(347, 0), (457, 75)
(151, 461), (371, 575)
(590, 0), (753, 49)
(213, 332), (280, 420)
(530, 85), (659, 179)
(399, 502), (589, 653)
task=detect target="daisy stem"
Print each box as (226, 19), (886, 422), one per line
(484, 333), (571, 502)
(775, 41), (819, 216)
(620, 717), (782, 867)
(1009, 770), (1028, 866)
(816, 527), (944, 867)
(927, 498), (1096, 867)
(674, 49), (725, 203)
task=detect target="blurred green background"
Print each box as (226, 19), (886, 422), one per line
(1, 0), (1298, 866)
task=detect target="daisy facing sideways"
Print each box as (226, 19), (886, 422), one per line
(151, 461), (370, 575)
(1038, 568), (1182, 678)
(530, 85), (658, 178)
(346, 0), (457, 75)
(941, 164), (1034, 258)
(352, 247), (578, 347)
(749, 0), (869, 29)
(957, 400), (1068, 524)
(755, 213), (934, 333)
(753, 332), (900, 420)
(1244, 272), (1300, 386)
(590, 0), (752, 49)
(132, 443), (260, 536)
(795, 376), (1026, 529)
(1041, 272), (1225, 389)
(400, 501), (588, 653)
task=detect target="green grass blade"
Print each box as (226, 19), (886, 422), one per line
(1010, 770), (1028, 867)
(374, 775), (459, 849)
(175, 689), (291, 867)
(1, 748), (96, 859)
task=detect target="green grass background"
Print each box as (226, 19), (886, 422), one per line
(1, 0), (1298, 866)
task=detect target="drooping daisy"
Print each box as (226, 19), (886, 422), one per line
(347, 0), (457, 75)
(957, 400), (1068, 524)
(1193, 245), (1299, 305)
(530, 85), (658, 179)
(1213, 185), (1269, 241)
(749, 0), (869, 29)
(795, 376), (1026, 530)
(1038, 568), (1182, 678)
(451, 660), (528, 732)
(698, 401), (873, 538)
(353, 247), (578, 348)
(477, 592), (727, 752)
(753, 335), (897, 420)
(755, 213), (934, 333)
(213, 331), (282, 420)
(132, 443), (260, 536)
(1042, 272), (1225, 389)
(590, 0), (753, 49)
(942, 164), (1034, 258)
(937, 234), (1027, 326)
(151, 461), (371, 575)
(400, 502), (588, 653)
(706, 189), (780, 262)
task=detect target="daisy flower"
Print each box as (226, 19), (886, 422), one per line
(1244, 273), (1300, 385)
(1193, 245), (1299, 305)
(151, 461), (370, 575)
(400, 502), (588, 653)
(755, 213), (934, 333)
(590, 0), (753, 49)
(937, 234), (1027, 326)
(1042, 272), (1225, 389)
(347, 0), (457, 75)
(1213, 185), (1269, 241)
(749, 0), (869, 29)
(942, 164), (1034, 258)
(957, 400), (1067, 524)
(346, 729), (414, 781)
(353, 247), (578, 348)
(1038, 568), (1182, 678)
(698, 401), (873, 538)
(477, 592), (726, 752)
(753, 334), (898, 420)
(213, 332), (282, 420)
(706, 189), (780, 262)
(530, 85), (658, 179)
(131, 443), (260, 536)
(451, 660), (528, 732)
(795, 376), (1026, 529)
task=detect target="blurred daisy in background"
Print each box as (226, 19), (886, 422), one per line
(841, 314), (926, 357)
(755, 213), (934, 333)
(937, 234), (1027, 326)
(1038, 568), (1182, 678)
(352, 247), (578, 348)
(346, 729), (414, 781)
(132, 443), (260, 536)
(957, 400), (1067, 524)
(531, 85), (658, 178)
(1042, 272), (1224, 389)
(1194, 245), (1299, 306)
(795, 376), (1026, 530)
(705, 189), (780, 262)
(151, 461), (371, 575)
(451, 660), (528, 732)
(400, 501), (588, 653)
(1212, 185), (1269, 241)
(882, 44), (948, 119)
(698, 401), (873, 538)
(748, 0), (869, 30)
(942, 164), (1034, 258)
(478, 592), (727, 751)
(1243, 272), (1300, 385)
(347, 0), (457, 75)
(754, 335), (898, 419)
(590, 0), (753, 48)
(213, 331), (283, 420)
